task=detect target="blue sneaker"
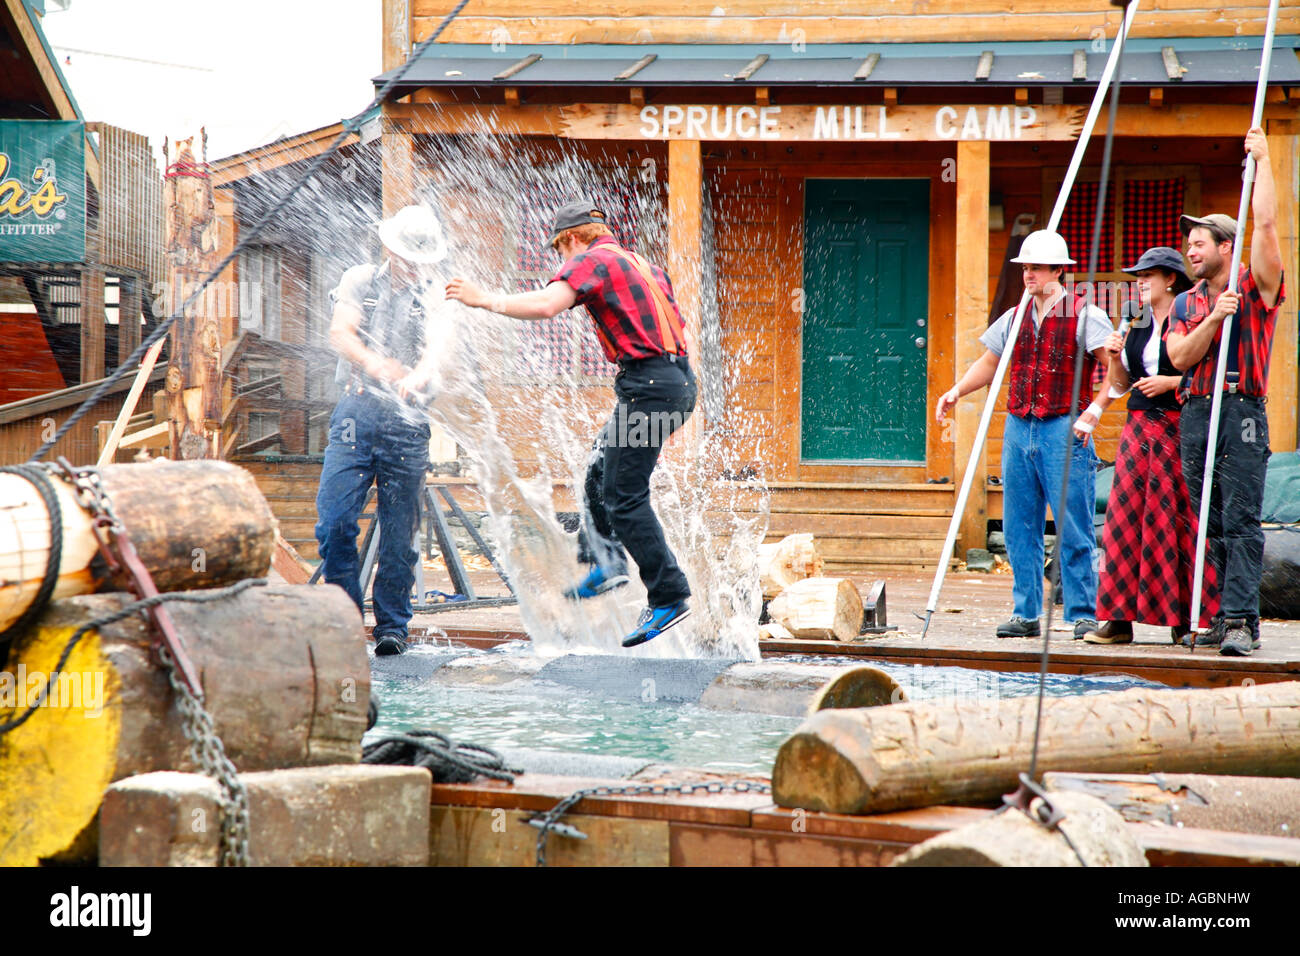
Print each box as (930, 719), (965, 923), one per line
(563, 566), (629, 600)
(622, 601), (690, 648)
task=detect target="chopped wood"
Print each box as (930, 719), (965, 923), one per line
(767, 577), (863, 643)
(757, 532), (823, 599)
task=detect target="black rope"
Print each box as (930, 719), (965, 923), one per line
(0, 578), (267, 737)
(27, 0), (475, 464)
(362, 729), (521, 784)
(0, 465), (63, 667)
(1031, 19), (1129, 783)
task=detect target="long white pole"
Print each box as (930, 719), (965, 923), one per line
(1187, 0), (1282, 636)
(921, 0), (1142, 634)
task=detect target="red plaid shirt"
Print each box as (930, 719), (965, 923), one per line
(552, 236), (687, 363)
(1169, 265), (1286, 397)
(1007, 293), (1097, 419)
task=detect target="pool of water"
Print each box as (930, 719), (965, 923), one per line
(366, 644), (1166, 776)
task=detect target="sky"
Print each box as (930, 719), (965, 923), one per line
(40, 0), (383, 161)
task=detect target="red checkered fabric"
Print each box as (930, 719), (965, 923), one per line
(1096, 409), (1221, 628)
(1007, 293), (1096, 418)
(1169, 266), (1287, 397)
(512, 278), (617, 378)
(1057, 180), (1114, 270)
(1122, 178), (1185, 267)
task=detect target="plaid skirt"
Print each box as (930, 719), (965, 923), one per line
(1096, 409), (1221, 627)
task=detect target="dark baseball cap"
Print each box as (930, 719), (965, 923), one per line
(1179, 213), (1238, 243)
(547, 199), (608, 245)
(1123, 246), (1190, 280)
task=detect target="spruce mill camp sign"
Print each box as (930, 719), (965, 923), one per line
(0, 120), (86, 263)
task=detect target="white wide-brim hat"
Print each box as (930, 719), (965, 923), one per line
(1010, 229), (1076, 266)
(378, 204), (448, 265)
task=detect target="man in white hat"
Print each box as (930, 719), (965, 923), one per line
(314, 204), (446, 656)
(937, 230), (1113, 639)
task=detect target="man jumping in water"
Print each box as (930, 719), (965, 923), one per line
(445, 199), (697, 648)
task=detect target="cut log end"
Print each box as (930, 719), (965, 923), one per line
(809, 666), (905, 712)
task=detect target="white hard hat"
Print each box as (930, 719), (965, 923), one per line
(378, 204), (447, 265)
(1010, 229), (1075, 266)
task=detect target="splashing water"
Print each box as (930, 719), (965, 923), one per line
(366, 123), (769, 661)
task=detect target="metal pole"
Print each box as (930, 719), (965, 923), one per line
(922, 0), (1143, 636)
(1187, 0), (1282, 636)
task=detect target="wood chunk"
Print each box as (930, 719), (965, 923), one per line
(757, 532), (823, 599)
(767, 576), (863, 642)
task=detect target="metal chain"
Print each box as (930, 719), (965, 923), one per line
(531, 779), (771, 867)
(159, 644), (251, 867)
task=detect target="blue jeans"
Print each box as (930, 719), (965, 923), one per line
(314, 390), (430, 638)
(1002, 413), (1099, 622)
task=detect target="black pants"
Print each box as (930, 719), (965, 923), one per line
(578, 354), (697, 607)
(1179, 394), (1270, 627)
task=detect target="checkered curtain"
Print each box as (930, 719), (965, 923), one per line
(516, 180), (641, 273)
(1057, 180), (1115, 272)
(1122, 177), (1186, 268)
(512, 280), (618, 378)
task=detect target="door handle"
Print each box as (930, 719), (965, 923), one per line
(914, 337), (926, 348)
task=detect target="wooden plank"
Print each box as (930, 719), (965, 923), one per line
(413, 0), (1278, 16)
(493, 53), (542, 81)
(381, 112), (414, 219)
(669, 821), (909, 866)
(382, 0), (410, 73)
(1137, 825), (1300, 867)
(79, 269), (105, 384)
(1072, 48), (1087, 82)
(669, 137), (703, 452)
(975, 51), (994, 81)
(615, 53), (656, 81)
(954, 141), (991, 554)
(412, 10), (1299, 45)
(96, 338), (166, 465)
(1162, 46), (1185, 81)
(734, 53), (769, 82)
(430, 806), (670, 867)
(853, 53), (880, 82)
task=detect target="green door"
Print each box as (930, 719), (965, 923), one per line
(801, 179), (930, 463)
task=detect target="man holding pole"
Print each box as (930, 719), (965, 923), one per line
(1167, 127), (1285, 657)
(937, 230), (1112, 639)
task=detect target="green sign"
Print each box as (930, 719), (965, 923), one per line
(0, 119), (86, 263)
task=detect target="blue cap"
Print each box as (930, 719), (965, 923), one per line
(1123, 246), (1189, 281)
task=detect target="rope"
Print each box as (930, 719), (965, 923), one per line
(362, 729), (521, 784)
(0, 578), (267, 737)
(0, 464), (63, 666)
(27, 0), (475, 464)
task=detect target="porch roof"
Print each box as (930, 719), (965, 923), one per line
(376, 37), (1300, 92)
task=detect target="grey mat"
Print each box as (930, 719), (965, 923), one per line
(534, 654), (742, 703)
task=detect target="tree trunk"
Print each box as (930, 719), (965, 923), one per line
(772, 681), (1300, 815)
(767, 577), (863, 642)
(0, 460), (275, 633)
(759, 533), (823, 599)
(891, 792), (1148, 867)
(1043, 772), (1300, 840)
(0, 583), (367, 866)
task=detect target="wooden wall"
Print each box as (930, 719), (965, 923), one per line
(410, 1), (1296, 45)
(0, 377), (166, 466)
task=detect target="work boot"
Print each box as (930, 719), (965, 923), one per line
(563, 565), (630, 601)
(1084, 620), (1132, 644)
(1219, 619), (1254, 657)
(1182, 617), (1227, 650)
(1072, 618), (1099, 641)
(622, 600), (690, 648)
(995, 616), (1040, 638)
(373, 632), (408, 656)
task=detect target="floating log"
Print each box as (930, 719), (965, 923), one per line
(772, 681), (1300, 815)
(698, 663), (904, 718)
(0, 459), (275, 633)
(0, 583), (366, 866)
(758, 533), (823, 600)
(1043, 772), (1300, 840)
(767, 576), (863, 642)
(891, 791), (1147, 867)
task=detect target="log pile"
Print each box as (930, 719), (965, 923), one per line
(758, 535), (865, 642)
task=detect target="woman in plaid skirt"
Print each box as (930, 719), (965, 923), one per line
(1072, 247), (1220, 644)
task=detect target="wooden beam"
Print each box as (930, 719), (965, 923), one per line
(1266, 126), (1298, 452)
(668, 138), (702, 444)
(381, 112), (414, 218)
(883, 87), (898, 107)
(1161, 46), (1185, 81)
(80, 269), (105, 383)
(629, 86), (645, 107)
(615, 53), (656, 81)
(954, 141), (990, 555)
(1149, 87), (1164, 108)
(3, 0), (78, 121)
(975, 51), (994, 81)
(1014, 87), (1029, 106)
(504, 87), (520, 106)
(755, 87), (770, 107)
(853, 53), (880, 81)
(734, 54), (769, 82)
(493, 53), (542, 81)
(382, 0), (410, 73)
(1072, 48), (1087, 82)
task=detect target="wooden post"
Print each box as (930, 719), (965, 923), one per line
(79, 268), (105, 383)
(382, 112), (416, 219)
(163, 132), (223, 460)
(382, 0), (411, 73)
(954, 141), (990, 553)
(669, 138), (703, 445)
(1266, 123), (1298, 451)
(116, 275), (141, 367)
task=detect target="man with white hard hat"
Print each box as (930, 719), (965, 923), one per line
(315, 204), (445, 656)
(937, 229), (1113, 639)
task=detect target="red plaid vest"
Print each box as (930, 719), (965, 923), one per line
(1007, 293), (1096, 419)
